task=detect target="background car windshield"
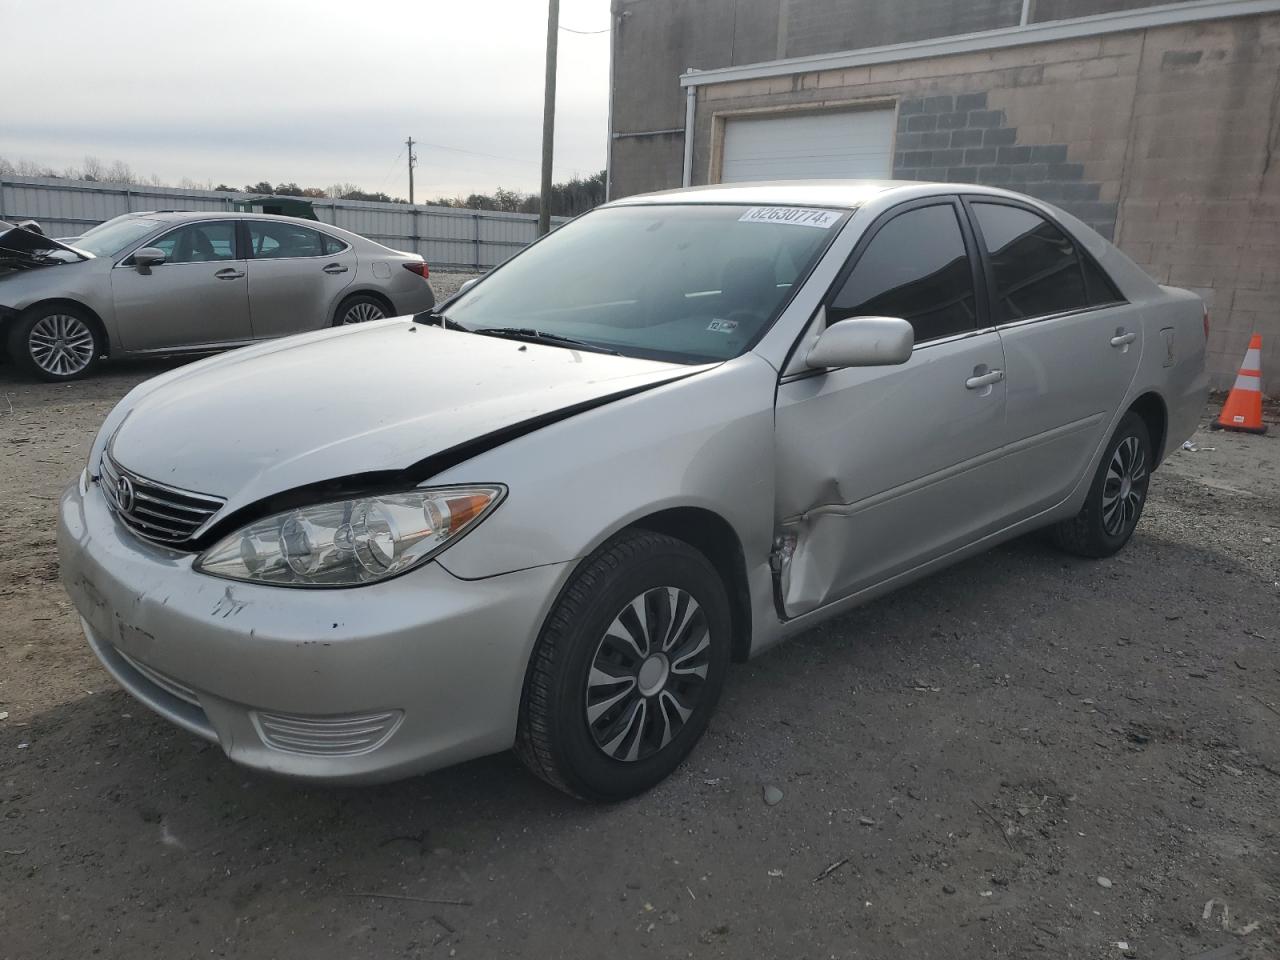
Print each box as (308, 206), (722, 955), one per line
(446, 204), (847, 363)
(73, 218), (162, 257)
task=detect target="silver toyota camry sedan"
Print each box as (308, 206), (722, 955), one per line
(57, 181), (1207, 800)
(0, 212), (435, 380)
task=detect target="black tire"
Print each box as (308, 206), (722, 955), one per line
(7, 304), (103, 382)
(333, 293), (390, 327)
(515, 530), (732, 802)
(1050, 411), (1152, 558)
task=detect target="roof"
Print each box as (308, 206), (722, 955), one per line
(607, 180), (914, 210)
(606, 179), (1068, 212)
(115, 210), (345, 227)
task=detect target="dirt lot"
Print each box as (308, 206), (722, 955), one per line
(1, 306), (1277, 959)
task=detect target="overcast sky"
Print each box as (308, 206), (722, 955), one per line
(3, 0), (611, 198)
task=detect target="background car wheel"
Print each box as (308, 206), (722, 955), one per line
(8, 305), (103, 382)
(515, 530), (732, 802)
(1050, 411), (1152, 558)
(333, 294), (389, 326)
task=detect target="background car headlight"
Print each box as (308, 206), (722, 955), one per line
(194, 485), (504, 587)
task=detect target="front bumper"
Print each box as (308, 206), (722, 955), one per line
(56, 473), (571, 783)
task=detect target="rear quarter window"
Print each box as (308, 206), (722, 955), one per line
(321, 233), (350, 255)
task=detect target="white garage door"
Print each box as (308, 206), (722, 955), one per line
(720, 108), (896, 183)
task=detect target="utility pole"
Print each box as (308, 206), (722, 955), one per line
(406, 136), (417, 205)
(538, 0), (559, 236)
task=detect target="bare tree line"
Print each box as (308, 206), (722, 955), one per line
(1, 155), (606, 218)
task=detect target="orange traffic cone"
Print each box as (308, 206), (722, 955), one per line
(1211, 333), (1267, 434)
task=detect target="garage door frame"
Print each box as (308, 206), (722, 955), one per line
(708, 97), (900, 185)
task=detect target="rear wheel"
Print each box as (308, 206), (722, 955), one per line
(8, 305), (103, 381)
(1050, 411), (1152, 558)
(515, 530), (732, 801)
(333, 294), (388, 326)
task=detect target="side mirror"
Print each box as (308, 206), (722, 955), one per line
(459, 277), (480, 294)
(133, 247), (167, 272)
(806, 316), (914, 369)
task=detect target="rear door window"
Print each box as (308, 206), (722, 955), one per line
(247, 222), (326, 259)
(970, 202), (1119, 322)
(829, 203), (978, 344)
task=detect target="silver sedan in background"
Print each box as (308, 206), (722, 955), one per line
(0, 212), (435, 380)
(58, 181), (1207, 801)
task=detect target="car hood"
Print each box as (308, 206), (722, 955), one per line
(0, 220), (89, 271)
(107, 319), (701, 512)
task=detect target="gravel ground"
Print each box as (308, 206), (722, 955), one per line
(0, 314), (1277, 960)
(424, 270), (479, 302)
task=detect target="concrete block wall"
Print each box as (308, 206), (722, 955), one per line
(687, 13), (1280, 389)
(1115, 15), (1280, 386)
(893, 91), (1119, 239)
(783, 0), (1019, 57)
(609, 0), (1207, 205)
(608, 133), (686, 200)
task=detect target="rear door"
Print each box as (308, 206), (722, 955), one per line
(773, 198), (1009, 616)
(110, 219), (251, 351)
(964, 198), (1139, 520)
(242, 221), (355, 338)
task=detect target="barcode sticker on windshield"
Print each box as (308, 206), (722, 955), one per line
(738, 207), (841, 229)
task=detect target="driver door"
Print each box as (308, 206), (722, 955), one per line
(110, 219), (252, 352)
(773, 199), (1010, 616)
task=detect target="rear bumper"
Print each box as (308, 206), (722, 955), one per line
(390, 283), (435, 317)
(1162, 354), (1211, 462)
(57, 472), (571, 784)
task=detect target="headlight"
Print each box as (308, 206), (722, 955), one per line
(194, 485), (504, 587)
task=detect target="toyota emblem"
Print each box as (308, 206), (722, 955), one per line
(116, 475), (135, 515)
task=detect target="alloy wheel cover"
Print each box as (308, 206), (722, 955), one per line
(585, 586), (711, 763)
(29, 314), (95, 376)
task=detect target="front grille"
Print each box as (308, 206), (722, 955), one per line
(100, 449), (225, 547)
(116, 648), (202, 707)
(252, 710), (404, 757)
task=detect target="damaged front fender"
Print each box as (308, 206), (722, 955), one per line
(0, 219), (89, 273)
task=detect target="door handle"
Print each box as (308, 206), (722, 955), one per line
(323, 263), (349, 274)
(214, 268), (245, 280)
(1110, 331), (1137, 347)
(965, 369), (1004, 390)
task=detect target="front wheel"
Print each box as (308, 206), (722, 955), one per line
(1050, 411), (1152, 558)
(7, 305), (103, 381)
(515, 530), (732, 801)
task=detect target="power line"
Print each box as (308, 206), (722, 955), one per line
(559, 24), (609, 34)
(375, 145), (406, 194)
(414, 140), (538, 166)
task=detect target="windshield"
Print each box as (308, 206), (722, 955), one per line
(72, 217), (162, 257)
(445, 204), (848, 363)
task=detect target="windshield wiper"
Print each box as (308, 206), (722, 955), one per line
(473, 327), (621, 356)
(413, 310), (469, 331)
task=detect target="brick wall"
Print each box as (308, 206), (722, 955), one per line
(690, 14), (1280, 390)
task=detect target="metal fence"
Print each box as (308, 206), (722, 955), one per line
(0, 176), (567, 270)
